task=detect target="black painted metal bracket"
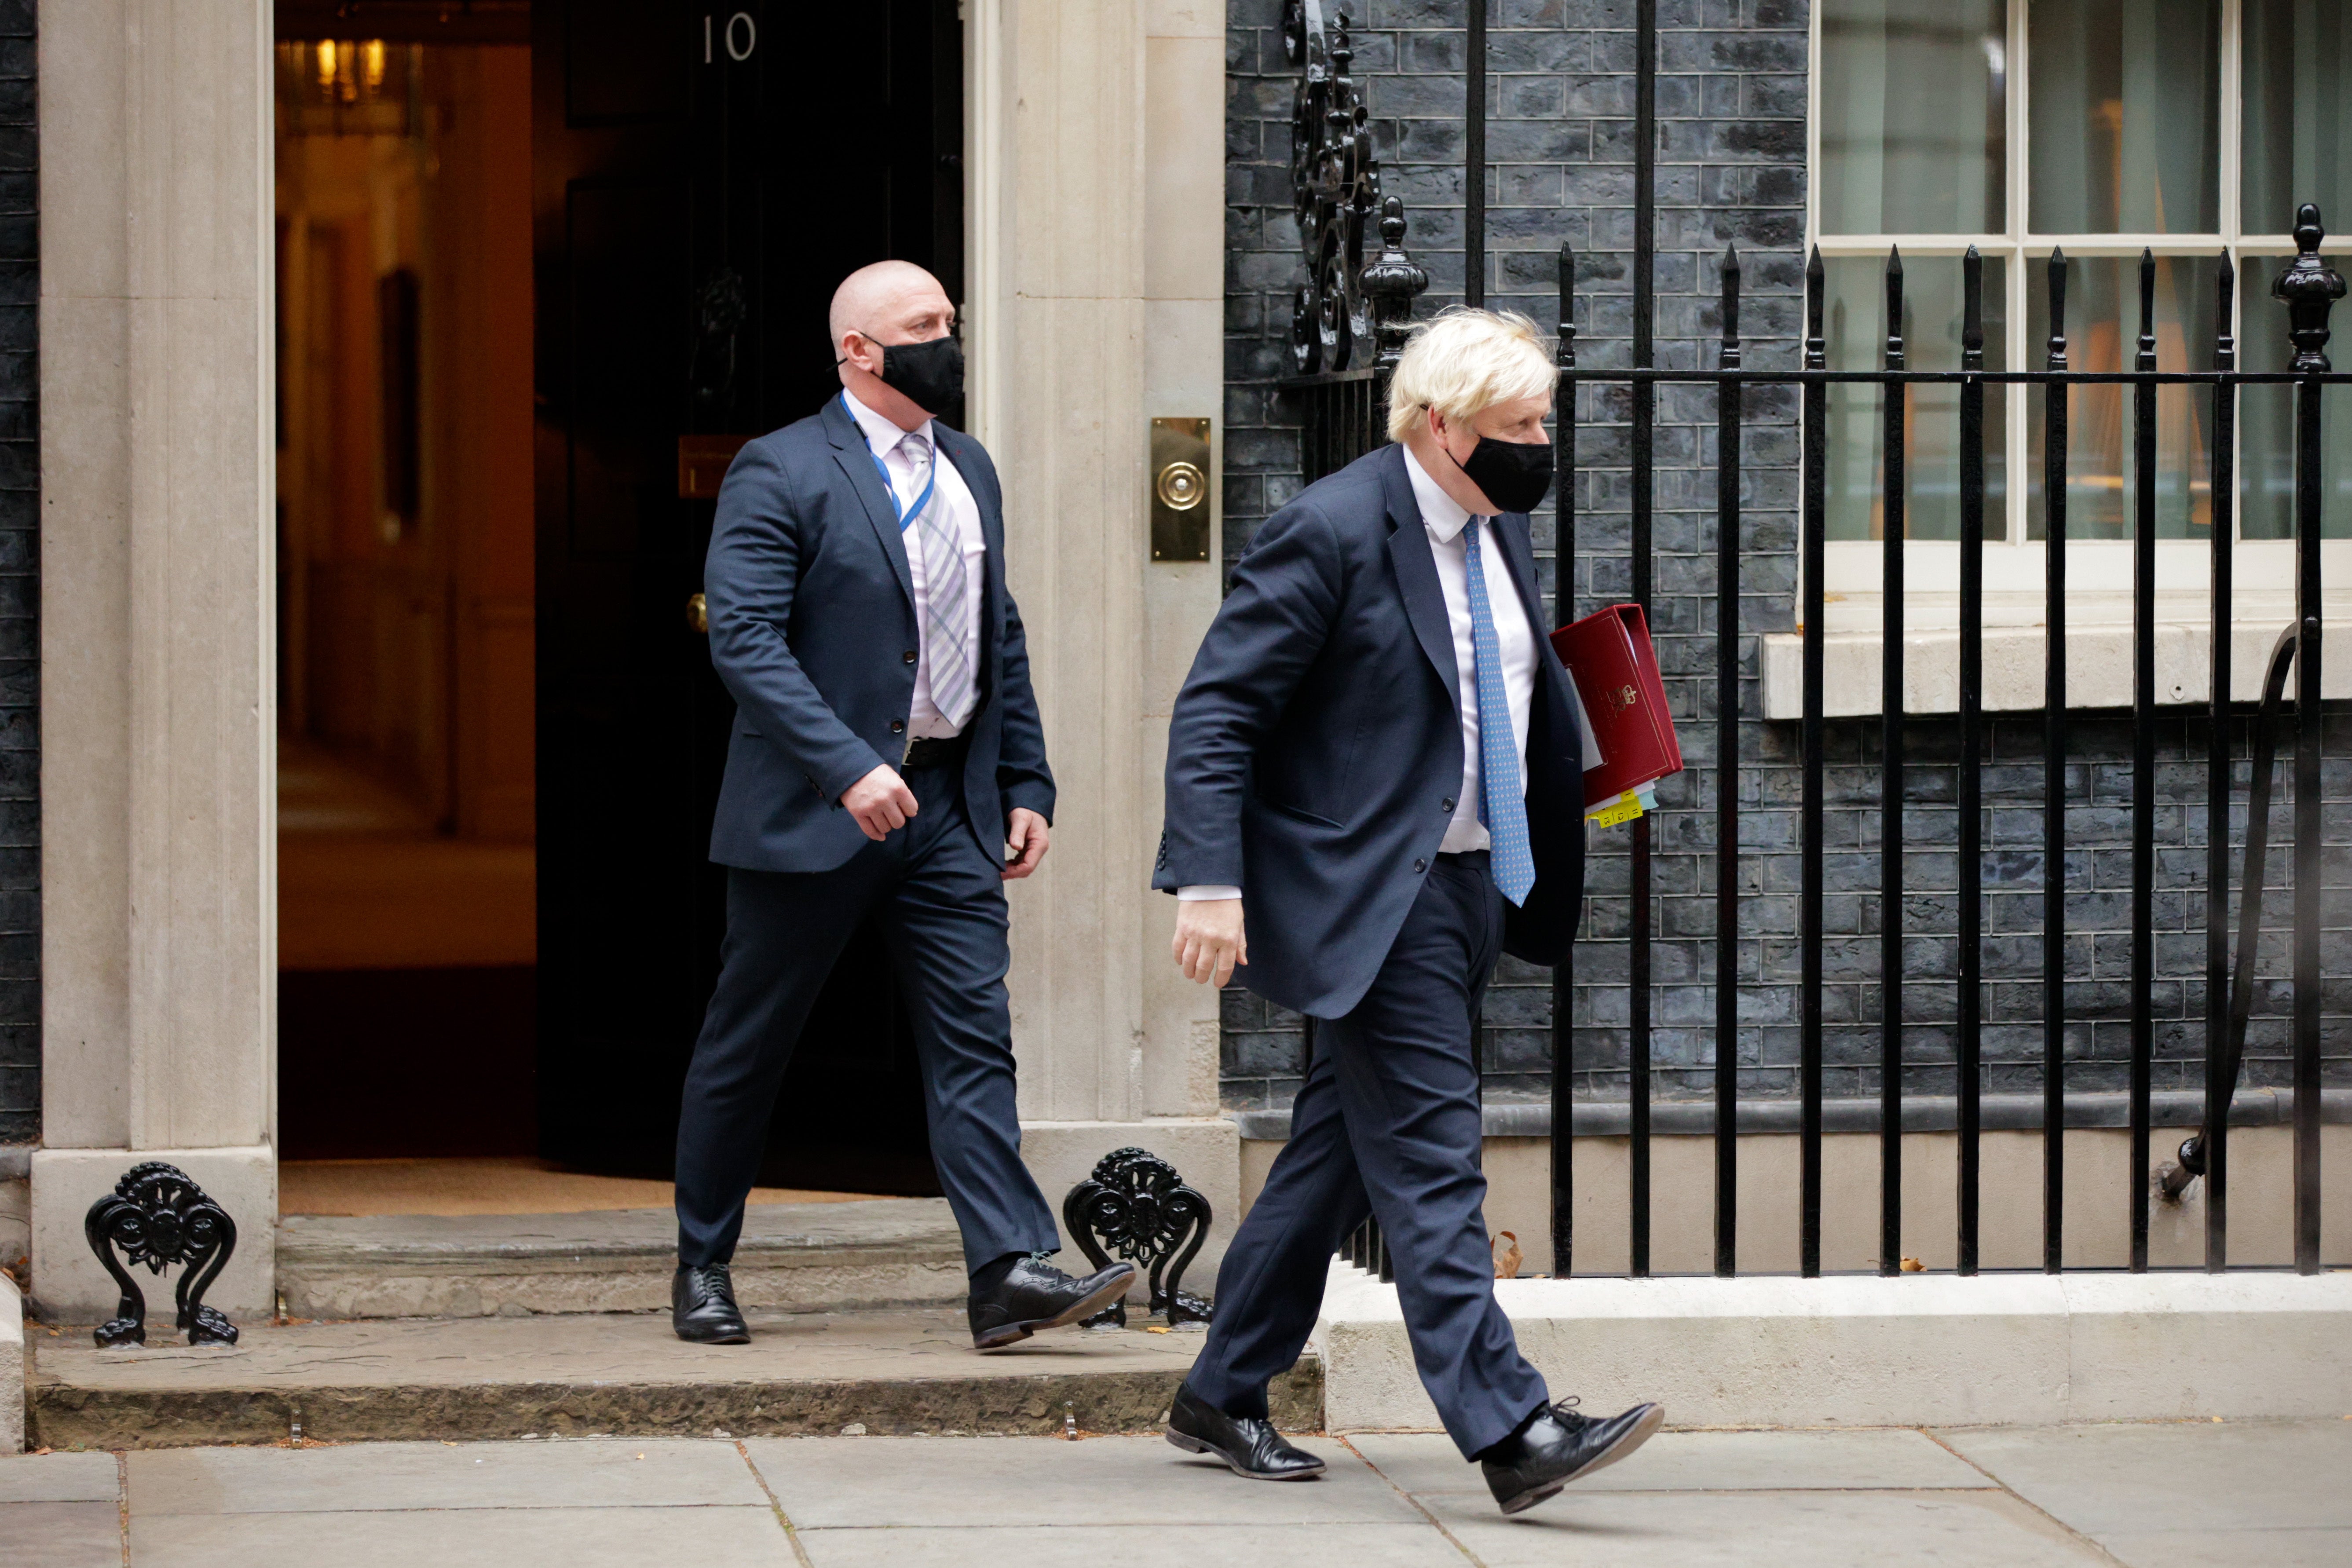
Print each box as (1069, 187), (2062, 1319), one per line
(1062, 1146), (1212, 1328)
(83, 1161), (240, 1349)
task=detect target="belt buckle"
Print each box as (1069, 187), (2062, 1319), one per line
(902, 735), (918, 768)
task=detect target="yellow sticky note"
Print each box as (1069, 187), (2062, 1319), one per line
(1588, 790), (1645, 828)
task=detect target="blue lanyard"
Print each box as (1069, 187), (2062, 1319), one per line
(842, 391), (936, 532)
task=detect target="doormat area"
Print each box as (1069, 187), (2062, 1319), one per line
(281, 1156), (882, 1216)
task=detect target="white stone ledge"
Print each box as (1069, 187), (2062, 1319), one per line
(1762, 616), (2352, 720)
(1313, 1263), (2352, 1430)
(1, 1271), (19, 1452)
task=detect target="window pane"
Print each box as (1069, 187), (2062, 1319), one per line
(2027, 0), (2220, 234)
(1824, 254), (2008, 542)
(2242, 0), (2352, 235)
(1818, 0), (2008, 234)
(2239, 252), (2352, 539)
(2025, 255), (2220, 541)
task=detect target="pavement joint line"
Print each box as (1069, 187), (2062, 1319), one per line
(1917, 1426), (2131, 1566)
(115, 1450), (130, 1568)
(1338, 1434), (1487, 1567)
(736, 1437), (818, 1568)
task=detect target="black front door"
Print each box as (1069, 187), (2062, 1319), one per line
(532, 0), (964, 1190)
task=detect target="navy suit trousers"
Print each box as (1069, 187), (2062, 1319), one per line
(1184, 854), (1550, 1457)
(673, 761), (1060, 1272)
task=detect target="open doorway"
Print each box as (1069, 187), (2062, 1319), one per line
(274, 27), (540, 1163)
(273, 1), (965, 1209)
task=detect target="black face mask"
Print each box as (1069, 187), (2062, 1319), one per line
(1448, 433), (1554, 515)
(844, 330), (964, 415)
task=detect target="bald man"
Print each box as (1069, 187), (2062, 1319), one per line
(671, 261), (1135, 1347)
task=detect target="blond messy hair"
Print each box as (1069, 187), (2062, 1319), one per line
(1385, 307), (1554, 443)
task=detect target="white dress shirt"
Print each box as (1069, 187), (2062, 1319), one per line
(1403, 443), (1537, 854)
(842, 387), (986, 738)
(1176, 443), (1538, 902)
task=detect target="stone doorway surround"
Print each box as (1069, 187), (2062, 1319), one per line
(29, 0), (1233, 1323)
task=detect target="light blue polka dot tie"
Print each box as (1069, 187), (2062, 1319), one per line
(1463, 518), (1535, 906)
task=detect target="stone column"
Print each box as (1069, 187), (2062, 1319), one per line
(970, 0), (1234, 1261)
(31, 0), (276, 1322)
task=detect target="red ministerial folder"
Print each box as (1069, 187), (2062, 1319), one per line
(1550, 603), (1683, 817)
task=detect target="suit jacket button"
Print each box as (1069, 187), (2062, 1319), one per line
(1441, 797), (1456, 812)
(903, 649), (918, 665)
(1413, 858), (1429, 873)
(890, 719), (906, 734)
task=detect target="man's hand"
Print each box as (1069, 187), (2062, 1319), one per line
(1173, 898), (1247, 988)
(1002, 808), (1051, 880)
(841, 763), (918, 841)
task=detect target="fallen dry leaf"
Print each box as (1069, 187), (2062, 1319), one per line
(1493, 1230), (1524, 1280)
(1900, 1257), (1925, 1272)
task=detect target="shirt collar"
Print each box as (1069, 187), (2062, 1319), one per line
(841, 387), (932, 457)
(1401, 443), (1475, 543)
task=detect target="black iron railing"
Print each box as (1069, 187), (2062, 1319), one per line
(1537, 212), (2341, 1279)
(1299, 213), (2344, 1282)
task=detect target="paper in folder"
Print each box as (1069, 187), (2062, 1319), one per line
(1549, 603), (1684, 828)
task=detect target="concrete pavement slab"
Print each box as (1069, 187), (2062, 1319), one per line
(125, 1436), (768, 1515)
(124, 1504), (802, 1568)
(795, 1522), (1459, 1568)
(1934, 1418), (2352, 1535)
(743, 1433), (1427, 1528)
(1416, 1487), (2114, 1566)
(1, 1499), (123, 1568)
(0, 1448), (119, 1502)
(2094, 1525), (2352, 1568)
(1345, 1426), (1993, 1495)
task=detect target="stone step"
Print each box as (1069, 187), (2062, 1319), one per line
(25, 1307), (1322, 1450)
(275, 1199), (969, 1320)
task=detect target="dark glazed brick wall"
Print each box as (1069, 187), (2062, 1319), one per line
(1221, 0), (2349, 1115)
(0, 0), (33, 1146)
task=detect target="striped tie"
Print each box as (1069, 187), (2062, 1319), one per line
(1463, 518), (1535, 905)
(900, 432), (976, 728)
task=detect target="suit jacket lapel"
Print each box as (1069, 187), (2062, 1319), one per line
(1380, 446), (1463, 718)
(823, 395), (916, 613)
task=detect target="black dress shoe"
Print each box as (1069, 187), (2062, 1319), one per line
(966, 1253), (1138, 1349)
(1481, 1399), (1664, 1515)
(673, 1262), (750, 1345)
(1164, 1383), (1326, 1481)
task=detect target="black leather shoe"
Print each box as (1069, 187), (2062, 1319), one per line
(1164, 1383), (1326, 1481)
(1481, 1399), (1664, 1515)
(966, 1253), (1138, 1349)
(672, 1262), (750, 1345)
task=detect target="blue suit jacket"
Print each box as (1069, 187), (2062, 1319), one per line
(702, 396), (1054, 872)
(1154, 443), (1585, 1018)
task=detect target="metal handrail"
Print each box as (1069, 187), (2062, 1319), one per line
(2159, 623), (2301, 1202)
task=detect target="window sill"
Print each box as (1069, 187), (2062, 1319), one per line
(1759, 589), (2352, 719)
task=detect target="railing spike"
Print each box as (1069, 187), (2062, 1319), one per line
(2047, 248), (2069, 370)
(1885, 245), (1906, 371)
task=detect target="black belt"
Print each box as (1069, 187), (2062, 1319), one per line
(901, 734), (968, 771)
(1437, 848), (1491, 865)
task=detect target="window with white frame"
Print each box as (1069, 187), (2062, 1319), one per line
(1782, 0), (2352, 716)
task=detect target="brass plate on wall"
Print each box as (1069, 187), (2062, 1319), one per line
(678, 434), (753, 499)
(1150, 417), (1213, 563)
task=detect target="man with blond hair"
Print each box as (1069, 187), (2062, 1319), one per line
(670, 259), (1135, 1348)
(1154, 308), (1661, 1511)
